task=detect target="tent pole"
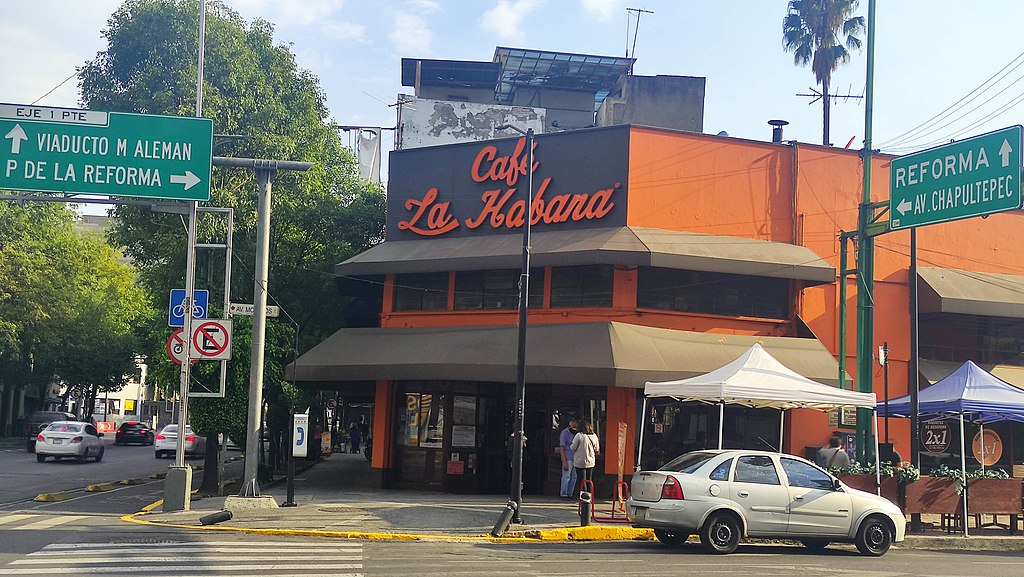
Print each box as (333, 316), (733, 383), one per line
(959, 412), (969, 538)
(979, 422), (985, 473)
(872, 410), (881, 496)
(636, 396), (648, 471)
(779, 409), (784, 453)
(718, 402), (724, 450)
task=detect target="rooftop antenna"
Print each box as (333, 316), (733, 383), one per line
(626, 7), (654, 73)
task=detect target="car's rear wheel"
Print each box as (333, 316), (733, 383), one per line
(36, 454), (46, 463)
(699, 512), (740, 554)
(855, 515), (892, 556)
(94, 447), (105, 462)
(800, 539), (830, 550)
(654, 528), (688, 546)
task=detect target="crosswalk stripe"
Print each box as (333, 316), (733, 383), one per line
(29, 546), (361, 556)
(0, 514), (35, 525)
(1, 563), (362, 574)
(12, 515), (89, 530)
(40, 541), (360, 549)
(14, 555), (362, 564)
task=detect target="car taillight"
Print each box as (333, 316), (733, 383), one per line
(156, 434), (166, 440)
(186, 435), (195, 442)
(72, 436), (84, 443)
(661, 475), (684, 500)
(37, 434), (44, 442)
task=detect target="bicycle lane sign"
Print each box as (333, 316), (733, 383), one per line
(190, 319), (232, 361)
(168, 288), (208, 327)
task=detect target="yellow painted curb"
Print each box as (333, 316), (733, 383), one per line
(120, 478), (147, 485)
(86, 483), (116, 492)
(34, 492), (70, 502)
(533, 526), (655, 541)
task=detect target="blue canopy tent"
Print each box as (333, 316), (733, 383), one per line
(878, 360), (1024, 536)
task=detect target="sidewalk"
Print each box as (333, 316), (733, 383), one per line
(130, 452), (1024, 550)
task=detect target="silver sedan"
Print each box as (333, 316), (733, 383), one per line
(627, 450), (906, 556)
(35, 421), (105, 462)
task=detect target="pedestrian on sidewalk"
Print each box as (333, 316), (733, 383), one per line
(817, 435), (851, 470)
(349, 422), (362, 454)
(557, 417), (579, 499)
(570, 421), (600, 490)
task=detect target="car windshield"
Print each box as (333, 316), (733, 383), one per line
(658, 451), (717, 474)
(45, 423), (82, 433)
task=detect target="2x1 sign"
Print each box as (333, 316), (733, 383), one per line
(0, 103), (213, 201)
(889, 125), (1022, 230)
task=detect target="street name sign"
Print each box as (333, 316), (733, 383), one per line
(229, 302), (280, 318)
(889, 125), (1022, 230)
(1, 103), (213, 201)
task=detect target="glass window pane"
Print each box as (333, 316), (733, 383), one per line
(394, 273), (448, 311)
(781, 458), (834, 490)
(551, 265), (613, 308)
(734, 455), (781, 485)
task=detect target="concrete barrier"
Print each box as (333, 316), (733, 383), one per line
(86, 483), (116, 492)
(34, 492), (71, 502)
(120, 478), (147, 485)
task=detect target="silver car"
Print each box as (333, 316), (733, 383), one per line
(154, 424), (206, 459)
(35, 421), (105, 463)
(627, 450), (906, 556)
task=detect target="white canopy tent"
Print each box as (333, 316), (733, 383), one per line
(639, 344), (880, 488)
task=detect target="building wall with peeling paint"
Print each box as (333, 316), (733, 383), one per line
(397, 97), (546, 150)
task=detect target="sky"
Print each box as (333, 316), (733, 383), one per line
(3, 1), (1024, 171)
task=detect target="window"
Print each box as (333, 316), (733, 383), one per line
(781, 458), (835, 490)
(394, 273), (449, 311)
(733, 455), (781, 485)
(637, 267), (790, 319)
(454, 268), (544, 310)
(659, 452), (716, 474)
(551, 265), (613, 307)
(709, 458), (732, 481)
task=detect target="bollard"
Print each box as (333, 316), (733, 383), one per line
(578, 491), (592, 527)
(491, 499), (518, 537)
(198, 510), (233, 526)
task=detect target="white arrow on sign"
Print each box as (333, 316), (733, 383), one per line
(170, 170), (201, 190)
(4, 124), (27, 154)
(999, 139), (1013, 167)
(897, 198), (913, 215)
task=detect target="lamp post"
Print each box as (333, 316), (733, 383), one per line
(496, 124), (534, 525)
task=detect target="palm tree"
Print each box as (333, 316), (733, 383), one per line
(783, 0), (865, 146)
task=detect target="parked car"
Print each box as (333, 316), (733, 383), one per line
(154, 424), (206, 459)
(24, 411), (77, 453)
(627, 450), (906, 556)
(35, 421), (105, 463)
(115, 421), (155, 445)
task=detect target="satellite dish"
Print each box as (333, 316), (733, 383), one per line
(716, 131), (729, 137)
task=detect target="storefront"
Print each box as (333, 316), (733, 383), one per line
(290, 123), (1024, 493)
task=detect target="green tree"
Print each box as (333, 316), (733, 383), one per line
(77, 0), (385, 483)
(783, 0), (865, 145)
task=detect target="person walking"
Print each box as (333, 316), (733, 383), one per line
(557, 417), (579, 499)
(817, 435), (851, 469)
(349, 422), (362, 454)
(570, 421), (600, 491)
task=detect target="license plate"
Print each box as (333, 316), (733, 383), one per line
(52, 439), (63, 445)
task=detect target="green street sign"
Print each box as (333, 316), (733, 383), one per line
(889, 125), (1022, 230)
(1, 103), (212, 201)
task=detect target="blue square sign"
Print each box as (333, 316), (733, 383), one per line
(168, 289), (209, 327)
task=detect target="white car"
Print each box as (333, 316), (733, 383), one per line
(35, 421), (105, 463)
(154, 424), (206, 459)
(627, 450), (906, 556)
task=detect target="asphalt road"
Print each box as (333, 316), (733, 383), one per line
(0, 438), (222, 506)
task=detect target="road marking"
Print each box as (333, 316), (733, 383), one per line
(38, 541), (360, 550)
(14, 555), (363, 564)
(0, 513), (35, 525)
(1, 563), (363, 574)
(28, 546), (355, 555)
(12, 515), (89, 530)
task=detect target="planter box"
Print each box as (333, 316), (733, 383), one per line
(967, 478), (1022, 515)
(905, 476), (959, 515)
(838, 474), (900, 506)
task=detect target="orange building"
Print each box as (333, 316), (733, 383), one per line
(292, 123), (1024, 494)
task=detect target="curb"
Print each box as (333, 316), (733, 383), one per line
(34, 491), (70, 502)
(86, 483), (116, 492)
(530, 526), (654, 541)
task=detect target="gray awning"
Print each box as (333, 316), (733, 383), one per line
(287, 321), (847, 388)
(336, 227), (835, 284)
(919, 266), (1024, 318)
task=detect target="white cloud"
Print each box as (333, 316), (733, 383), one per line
(228, 0), (344, 28)
(322, 20), (368, 43)
(580, 0), (624, 21)
(390, 12), (434, 54)
(406, 0), (441, 12)
(479, 0), (542, 42)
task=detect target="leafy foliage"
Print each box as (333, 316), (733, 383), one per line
(929, 464), (1009, 494)
(832, 460), (920, 484)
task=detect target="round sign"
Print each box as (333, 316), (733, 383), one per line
(921, 422), (951, 453)
(972, 429), (1003, 466)
(326, 398), (337, 410)
(166, 328), (196, 365)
